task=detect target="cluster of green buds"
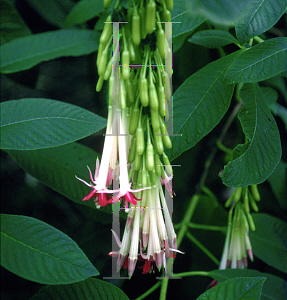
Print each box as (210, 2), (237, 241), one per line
(219, 185), (261, 269)
(77, 0), (181, 277)
(95, 0), (174, 197)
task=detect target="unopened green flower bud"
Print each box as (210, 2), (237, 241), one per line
(132, 9), (141, 45)
(161, 7), (171, 22)
(154, 129), (163, 154)
(122, 49), (130, 80)
(157, 84), (165, 118)
(128, 135), (137, 163)
(150, 108), (160, 131)
(154, 154), (162, 177)
(97, 43), (104, 68)
(136, 126), (145, 155)
(160, 119), (172, 149)
(128, 38), (136, 61)
(140, 77), (149, 107)
(96, 75), (104, 92)
(98, 47), (108, 76)
(234, 187), (242, 203)
(162, 152), (172, 175)
(157, 28), (166, 59)
(244, 187), (250, 215)
(134, 152), (142, 171)
(247, 213), (256, 231)
(251, 185), (260, 201)
(104, 56), (112, 80)
(145, 0), (156, 34)
(139, 5), (147, 39)
(104, 0), (113, 7)
(249, 192), (259, 212)
(149, 81), (159, 110)
(165, 0), (173, 11)
(100, 15), (112, 45)
(146, 144), (154, 171)
(150, 169), (156, 186)
(129, 105), (139, 135)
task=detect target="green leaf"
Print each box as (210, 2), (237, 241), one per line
(0, 98), (106, 150)
(268, 160), (287, 209)
(209, 269), (286, 300)
(1, 214), (99, 284)
(261, 87), (278, 107)
(167, 51), (242, 161)
(188, 30), (239, 48)
(5, 143), (117, 218)
(30, 278), (129, 300)
(0, 0), (31, 44)
(25, 0), (74, 28)
(221, 83), (282, 186)
(224, 37), (287, 84)
(235, 0), (287, 44)
(185, 0), (247, 27)
(196, 277), (265, 300)
(171, 0), (206, 39)
(250, 213), (287, 273)
(0, 29), (100, 74)
(65, 0), (105, 26)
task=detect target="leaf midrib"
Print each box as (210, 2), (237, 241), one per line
(1, 231), (91, 271)
(228, 43), (287, 78)
(1, 116), (97, 128)
(0, 31), (96, 69)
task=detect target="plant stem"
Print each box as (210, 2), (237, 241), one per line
(159, 278), (169, 300)
(177, 194), (200, 248)
(216, 140), (233, 154)
(159, 194), (200, 300)
(186, 231), (220, 265)
(173, 271), (209, 278)
(135, 281), (161, 300)
(187, 222), (226, 232)
(254, 36), (264, 43)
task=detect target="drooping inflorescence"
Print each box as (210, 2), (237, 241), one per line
(77, 0), (181, 277)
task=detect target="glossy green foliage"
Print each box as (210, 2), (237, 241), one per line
(196, 277), (265, 300)
(221, 83), (281, 186)
(0, 29), (100, 73)
(30, 278), (130, 300)
(1, 214), (99, 284)
(0, 99), (106, 150)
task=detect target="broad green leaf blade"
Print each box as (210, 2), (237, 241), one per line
(1, 214), (99, 284)
(188, 30), (239, 48)
(0, 0), (31, 44)
(65, 0), (105, 26)
(196, 277), (265, 300)
(235, 0), (287, 44)
(5, 143), (116, 219)
(224, 37), (287, 84)
(250, 213), (287, 273)
(261, 87), (278, 107)
(268, 160), (287, 209)
(0, 98), (106, 150)
(172, 0), (206, 39)
(185, 0), (247, 27)
(209, 269), (286, 300)
(167, 51), (242, 161)
(30, 278), (129, 300)
(0, 29), (100, 74)
(221, 83), (282, 186)
(25, 0), (74, 28)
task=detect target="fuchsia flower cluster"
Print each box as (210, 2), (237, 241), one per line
(76, 96), (181, 277)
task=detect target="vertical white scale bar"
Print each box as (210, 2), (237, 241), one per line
(104, 22), (128, 279)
